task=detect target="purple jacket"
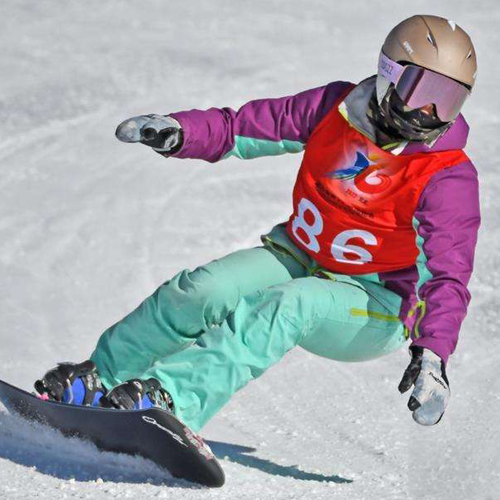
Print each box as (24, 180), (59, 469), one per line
(169, 81), (480, 364)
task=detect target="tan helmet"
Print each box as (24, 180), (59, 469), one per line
(381, 15), (477, 88)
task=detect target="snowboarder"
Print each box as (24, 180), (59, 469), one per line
(36, 15), (480, 431)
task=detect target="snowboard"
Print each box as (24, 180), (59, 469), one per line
(0, 379), (225, 487)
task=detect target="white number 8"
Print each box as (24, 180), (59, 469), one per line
(292, 198), (323, 253)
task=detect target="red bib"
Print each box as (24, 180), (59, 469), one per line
(286, 99), (468, 275)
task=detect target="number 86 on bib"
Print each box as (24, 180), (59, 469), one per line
(291, 198), (377, 267)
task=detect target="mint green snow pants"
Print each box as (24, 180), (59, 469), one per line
(91, 226), (407, 431)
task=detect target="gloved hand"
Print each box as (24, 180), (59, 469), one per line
(115, 114), (183, 154)
(398, 346), (450, 426)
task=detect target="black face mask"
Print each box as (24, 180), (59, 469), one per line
(367, 86), (452, 146)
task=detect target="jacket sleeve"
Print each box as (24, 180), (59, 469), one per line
(410, 161), (480, 364)
(166, 81), (352, 163)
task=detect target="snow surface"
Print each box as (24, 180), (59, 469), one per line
(0, 1), (499, 498)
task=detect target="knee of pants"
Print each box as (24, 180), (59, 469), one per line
(284, 277), (336, 332)
(233, 277), (335, 339)
(155, 265), (239, 335)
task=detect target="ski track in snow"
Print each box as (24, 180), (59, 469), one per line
(1, 1), (499, 499)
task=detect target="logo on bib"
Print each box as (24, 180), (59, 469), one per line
(327, 151), (372, 180)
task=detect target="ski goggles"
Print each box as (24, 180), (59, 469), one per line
(378, 52), (471, 122)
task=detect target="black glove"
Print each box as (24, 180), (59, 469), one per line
(398, 346), (450, 426)
(115, 114), (183, 154)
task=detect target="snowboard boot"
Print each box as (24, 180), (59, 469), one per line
(99, 378), (174, 412)
(35, 360), (106, 406)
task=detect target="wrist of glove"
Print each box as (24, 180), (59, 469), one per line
(115, 114), (183, 155)
(398, 346), (450, 426)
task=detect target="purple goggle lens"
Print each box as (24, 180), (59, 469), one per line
(378, 52), (470, 122)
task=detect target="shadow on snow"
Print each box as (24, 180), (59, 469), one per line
(206, 440), (353, 484)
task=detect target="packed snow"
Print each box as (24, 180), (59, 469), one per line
(0, 1), (499, 499)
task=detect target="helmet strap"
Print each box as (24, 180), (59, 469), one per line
(375, 74), (391, 106)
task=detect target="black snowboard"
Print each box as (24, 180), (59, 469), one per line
(0, 379), (225, 487)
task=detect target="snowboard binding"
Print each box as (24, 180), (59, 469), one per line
(35, 361), (174, 413)
(100, 378), (174, 412)
(35, 360), (106, 406)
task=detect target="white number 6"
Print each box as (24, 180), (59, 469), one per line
(331, 230), (377, 265)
